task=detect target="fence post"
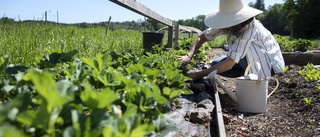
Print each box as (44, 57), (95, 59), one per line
(174, 24), (179, 48)
(106, 16), (112, 35)
(167, 26), (173, 48)
(45, 11), (47, 25)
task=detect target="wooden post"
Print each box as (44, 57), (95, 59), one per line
(57, 11), (59, 23)
(167, 26), (173, 48)
(106, 16), (112, 35)
(45, 11), (47, 25)
(174, 24), (179, 48)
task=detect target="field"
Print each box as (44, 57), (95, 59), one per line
(0, 23), (143, 66)
(0, 22), (198, 137)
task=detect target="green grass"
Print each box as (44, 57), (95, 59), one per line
(0, 22), (143, 66)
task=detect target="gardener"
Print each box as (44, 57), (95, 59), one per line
(177, 0), (285, 82)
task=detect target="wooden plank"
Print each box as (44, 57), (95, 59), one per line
(109, 0), (173, 26)
(214, 85), (227, 137)
(174, 24), (179, 48)
(215, 91), (227, 137)
(167, 26), (173, 48)
(282, 52), (320, 66)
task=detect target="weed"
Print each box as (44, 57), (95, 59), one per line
(285, 78), (291, 84)
(303, 97), (312, 106)
(282, 66), (289, 74)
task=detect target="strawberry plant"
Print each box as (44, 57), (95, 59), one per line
(0, 49), (192, 137)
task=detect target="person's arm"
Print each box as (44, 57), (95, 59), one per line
(188, 56), (236, 81)
(186, 34), (207, 59)
(176, 34), (208, 67)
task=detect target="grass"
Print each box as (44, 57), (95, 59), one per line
(0, 22), (143, 66)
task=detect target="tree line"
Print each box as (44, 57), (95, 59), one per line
(1, 0), (318, 39)
(174, 0), (319, 39)
(114, 0), (319, 39)
(251, 0), (319, 39)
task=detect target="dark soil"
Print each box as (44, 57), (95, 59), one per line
(205, 48), (320, 136)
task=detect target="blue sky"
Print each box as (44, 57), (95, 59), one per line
(0, 0), (284, 24)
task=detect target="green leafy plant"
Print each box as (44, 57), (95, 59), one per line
(292, 39), (312, 52)
(274, 34), (292, 52)
(284, 78), (291, 84)
(299, 63), (320, 81)
(0, 48), (194, 136)
(303, 98), (312, 106)
(282, 66), (289, 74)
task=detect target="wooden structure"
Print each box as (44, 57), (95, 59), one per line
(282, 52), (320, 66)
(110, 0), (175, 48)
(157, 25), (202, 38)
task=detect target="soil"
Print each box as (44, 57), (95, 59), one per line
(202, 48), (320, 137)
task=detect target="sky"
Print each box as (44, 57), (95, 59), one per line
(0, 0), (284, 24)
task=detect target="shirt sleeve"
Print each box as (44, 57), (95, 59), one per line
(227, 38), (253, 63)
(201, 28), (224, 41)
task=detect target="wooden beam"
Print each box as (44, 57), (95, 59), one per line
(110, 0), (173, 26)
(174, 24), (179, 48)
(167, 26), (173, 48)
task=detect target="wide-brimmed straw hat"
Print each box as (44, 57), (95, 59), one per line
(204, 0), (263, 29)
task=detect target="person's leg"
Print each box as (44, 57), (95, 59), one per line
(210, 55), (248, 78)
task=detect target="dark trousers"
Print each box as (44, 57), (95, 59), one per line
(210, 55), (248, 78)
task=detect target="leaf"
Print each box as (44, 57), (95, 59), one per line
(71, 110), (81, 137)
(80, 82), (118, 109)
(23, 70), (71, 113)
(2, 126), (28, 137)
(16, 110), (36, 126)
(102, 126), (113, 137)
(81, 57), (98, 71)
(0, 55), (9, 72)
(98, 88), (118, 109)
(130, 124), (154, 137)
(123, 103), (138, 119)
(182, 89), (193, 95)
(5, 65), (28, 75)
(148, 83), (168, 105)
(169, 89), (182, 99)
(80, 83), (99, 109)
(60, 50), (78, 62)
(63, 127), (75, 137)
(163, 87), (171, 96)
(152, 117), (178, 133)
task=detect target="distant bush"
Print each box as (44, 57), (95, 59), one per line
(274, 34), (314, 52)
(292, 39), (312, 52)
(274, 34), (292, 52)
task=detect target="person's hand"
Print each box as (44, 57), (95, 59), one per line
(176, 55), (191, 67)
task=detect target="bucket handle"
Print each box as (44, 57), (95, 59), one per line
(243, 61), (280, 98)
(268, 77), (279, 98)
(244, 61), (262, 84)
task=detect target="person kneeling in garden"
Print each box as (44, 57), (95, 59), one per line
(177, 0), (285, 82)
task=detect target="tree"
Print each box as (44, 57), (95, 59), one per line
(283, 0), (298, 36)
(260, 4), (290, 35)
(175, 15), (206, 30)
(292, 0), (320, 39)
(283, 0), (320, 39)
(255, 0), (266, 11)
(249, 0), (265, 11)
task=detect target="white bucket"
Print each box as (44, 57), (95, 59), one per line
(235, 62), (278, 113)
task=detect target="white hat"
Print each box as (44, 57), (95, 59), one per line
(204, 0), (263, 29)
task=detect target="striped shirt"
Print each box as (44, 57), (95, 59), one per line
(202, 18), (285, 78)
